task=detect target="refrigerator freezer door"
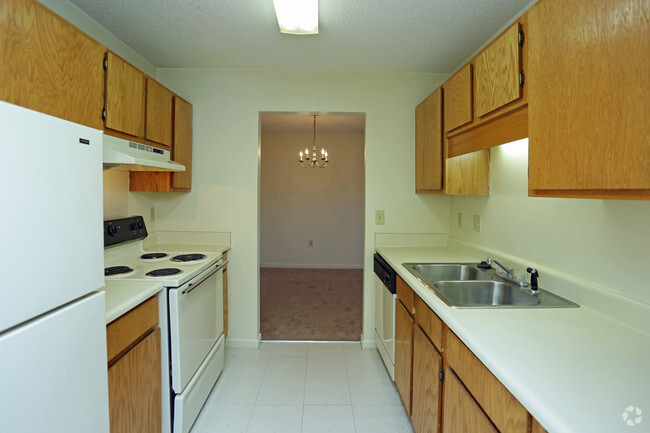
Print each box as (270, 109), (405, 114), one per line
(0, 101), (104, 332)
(0, 291), (109, 433)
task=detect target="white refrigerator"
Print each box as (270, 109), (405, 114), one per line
(0, 101), (110, 433)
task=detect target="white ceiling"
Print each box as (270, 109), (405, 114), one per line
(67, 0), (532, 74)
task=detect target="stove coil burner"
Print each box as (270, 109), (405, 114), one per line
(146, 268), (182, 277)
(105, 266), (134, 276)
(171, 253), (207, 262)
(140, 252), (169, 260)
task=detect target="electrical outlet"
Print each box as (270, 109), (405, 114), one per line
(457, 212), (462, 227)
(308, 240), (314, 247)
(150, 207), (155, 222)
(375, 210), (385, 225)
(473, 215), (482, 232)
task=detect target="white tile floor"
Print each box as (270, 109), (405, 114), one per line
(190, 342), (415, 433)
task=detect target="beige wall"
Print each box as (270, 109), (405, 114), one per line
(154, 68), (449, 347)
(260, 130), (365, 269)
(450, 139), (650, 306)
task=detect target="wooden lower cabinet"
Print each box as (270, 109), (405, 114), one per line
(411, 326), (442, 433)
(108, 327), (161, 433)
(395, 299), (414, 414)
(443, 368), (498, 433)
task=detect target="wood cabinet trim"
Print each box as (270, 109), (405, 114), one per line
(445, 150), (491, 196)
(106, 296), (158, 365)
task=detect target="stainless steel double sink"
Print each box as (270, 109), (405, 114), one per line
(403, 263), (578, 308)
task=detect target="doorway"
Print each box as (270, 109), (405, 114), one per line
(259, 113), (365, 341)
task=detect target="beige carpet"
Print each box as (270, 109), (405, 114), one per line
(260, 268), (363, 341)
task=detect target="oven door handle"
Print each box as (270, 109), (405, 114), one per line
(181, 260), (229, 295)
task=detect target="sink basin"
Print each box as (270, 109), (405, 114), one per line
(433, 281), (540, 307)
(403, 263), (491, 282)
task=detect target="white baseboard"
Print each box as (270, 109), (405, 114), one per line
(224, 336), (261, 349)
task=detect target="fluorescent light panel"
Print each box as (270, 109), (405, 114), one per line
(273, 0), (318, 35)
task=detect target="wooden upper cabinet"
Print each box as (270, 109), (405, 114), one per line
(443, 64), (473, 132)
(0, 0), (104, 129)
(445, 150), (490, 196)
(527, 0), (650, 199)
(172, 96), (193, 190)
(474, 23), (522, 118)
(105, 51), (145, 138)
(145, 78), (173, 147)
(415, 88), (443, 193)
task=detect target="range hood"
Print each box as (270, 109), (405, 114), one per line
(102, 134), (186, 172)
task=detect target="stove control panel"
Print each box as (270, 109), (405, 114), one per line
(104, 216), (148, 247)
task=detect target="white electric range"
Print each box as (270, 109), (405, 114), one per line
(104, 216), (226, 433)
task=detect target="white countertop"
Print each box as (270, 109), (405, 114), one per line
(102, 280), (163, 324)
(376, 247), (650, 433)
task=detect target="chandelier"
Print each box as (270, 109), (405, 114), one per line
(299, 115), (328, 168)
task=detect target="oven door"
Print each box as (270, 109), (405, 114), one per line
(169, 260), (225, 393)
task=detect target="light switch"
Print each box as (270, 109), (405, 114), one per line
(375, 210), (385, 225)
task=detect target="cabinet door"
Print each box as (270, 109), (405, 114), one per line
(443, 368), (498, 433)
(412, 326), (442, 433)
(105, 51), (145, 137)
(172, 96), (193, 190)
(527, 0), (650, 197)
(108, 328), (162, 433)
(415, 88), (443, 193)
(0, 0), (105, 129)
(443, 64), (473, 132)
(474, 23), (522, 118)
(145, 78), (173, 147)
(445, 150), (490, 196)
(394, 299), (414, 414)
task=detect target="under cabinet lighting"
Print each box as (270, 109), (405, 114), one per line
(273, 0), (319, 35)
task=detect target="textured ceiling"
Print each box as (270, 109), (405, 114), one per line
(67, 0), (532, 73)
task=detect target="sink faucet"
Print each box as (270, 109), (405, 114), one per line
(487, 258), (529, 287)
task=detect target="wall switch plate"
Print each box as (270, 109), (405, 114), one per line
(308, 240), (313, 247)
(375, 210), (385, 225)
(457, 212), (462, 227)
(473, 215), (482, 232)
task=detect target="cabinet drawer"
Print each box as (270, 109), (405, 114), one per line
(106, 296), (158, 364)
(396, 276), (415, 316)
(443, 367), (498, 433)
(414, 295), (443, 352)
(445, 329), (528, 433)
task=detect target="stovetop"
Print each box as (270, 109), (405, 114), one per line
(103, 216), (221, 288)
(104, 249), (221, 288)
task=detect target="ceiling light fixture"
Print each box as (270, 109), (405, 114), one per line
(272, 0), (319, 35)
(299, 115), (328, 168)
